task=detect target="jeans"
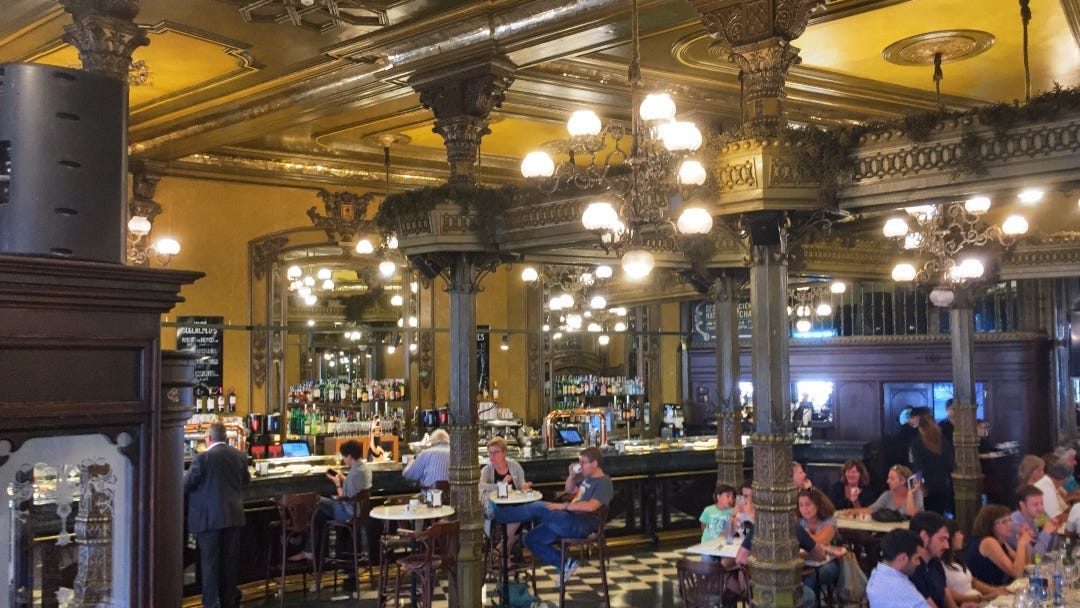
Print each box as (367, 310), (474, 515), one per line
(800, 559), (840, 608)
(494, 502), (597, 568)
(311, 497), (352, 561)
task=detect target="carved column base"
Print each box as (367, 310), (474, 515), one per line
(447, 423), (481, 608)
(748, 433), (800, 607)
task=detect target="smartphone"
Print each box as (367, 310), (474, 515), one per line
(906, 474), (919, 489)
(327, 468), (338, 477)
(736, 496), (746, 506)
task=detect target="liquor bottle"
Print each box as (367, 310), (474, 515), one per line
(194, 385), (205, 414)
(227, 387), (237, 413)
(216, 388), (225, 413)
(492, 381), (500, 401)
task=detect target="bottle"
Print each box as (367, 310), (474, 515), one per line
(194, 386), (205, 414)
(227, 387), (237, 413)
(492, 381), (500, 401)
(1033, 554), (1049, 603)
(216, 388), (225, 413)
(1052, 559), (1065, 607)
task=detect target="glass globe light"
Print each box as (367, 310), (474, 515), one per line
(964, 196), (991, 214)
(610, 307), (627, 316)
(587, 323), (602, 332)
(317, 268), (332, 280)
(882, 218), (909, 238)
(659, 121), (702, 153)
(321, 279), (334, 290)
(590, 295), (607, 310)
(892, 263), (917, 282)
(566, 314), (582, 330)
(397, 318), (404, 327)
(386, 344), (396, 354)
(521, 267), (539, 282)
(542, 324), (550, 332)
(155, 237), (181, 256)
(549, 296), (565, 311)
(559, 293), (575, 309)
(1001, 214), (1029, 235)
(795, 318), (812, 333)
(956, 258), (984, 279)
(678, 160), (707, 186)
(929, 286), (955, 308)
(390, 294), (404, 306)
(639, 93), (676, 122)
(579, 272), (594, 286)
(795, 305), (811, 318)
(595, 265), (613, 279)
(581, 201), (619, 231)
(385, 235), (399, 249)
(552, 332), (563, 340)
(816, 303), (833, 317)
(303, 276), (316, 287)
(408, 316), (418, 327)
(1018, 188), (1044, 204)
(409, 343), (418, 353)
(355, 238), (375, 254)
(297, 286), (312, 298)
(286, 265), (302, 280)
(598, 334), (610, 346)
(307, 319), (315, 327)
(379, 260), (397, 277)
(567, 111), (602, 137)
(830, 281), (846, 294)
(614, 321), (627, 332)
(676, 207), (713, 235)
(303, 294), (317, 306)
(127, 215), (152, 236)
(621, 249), (655, 279)
(520, 151), (556, 178)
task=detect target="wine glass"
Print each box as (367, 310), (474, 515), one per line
(1064, 561), (1079, 591)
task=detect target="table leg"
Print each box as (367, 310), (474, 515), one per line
(500, 522), (510, 608)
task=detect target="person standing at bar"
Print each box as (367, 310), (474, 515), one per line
(185, 422), (250, 608)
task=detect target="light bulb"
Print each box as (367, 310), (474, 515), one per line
(386, 344), (396, 354)
(566, 111), (602, 137)
(303, 294), (317, 306)
(307, 319), (315, 327)
(621, 249), (655, 279)
(590, 295), (607, 309)
(964, 196), (991, 214)
(614, 321), (627, 332)
(559, 293), (574, 309)
(521, 267), (539, 282)
(409, 343), (418, 353)
(379, 260), (397, 277)
(317, 268), (332, 281)
(595, 265), (613, 279)
(659, 121), (702, 153)
(303, 276), (316, 287)
(1001, 214), (1029, 235)
(520, 151), (556, 178)
(676, 207), (713, 235)
(408, 316), (418, 327)
(598, 334), (610, 346)
(891, 263), (917, 282)
(1017, 188), (1044, 204)
(385, 235), (399, 249)
(355, 239), (375, 254)
(390, 294), (404, 306)
(287, 265), (302, 280)
(154, 237), (180, 256)
(678, 160), (707, 186)
(795, 318), (812, 333)
(127, 215), (152, 236)
(297, 286), (311, 298)
(639, 93), (677, 122)
(587, 323), (602, 332)
(321, 279), (334, 290)
(830, 281), (846, 294)
(816, 303), (832, 317)
(581, 201), (619, 231)
(956, 258), (984, 279)
(882, 218), (909, 238)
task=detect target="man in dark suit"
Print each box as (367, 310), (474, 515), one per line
(185, 422), (250, 608)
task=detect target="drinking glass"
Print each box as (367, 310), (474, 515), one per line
(1064, 561), (1079, 590)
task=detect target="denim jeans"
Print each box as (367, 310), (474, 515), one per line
(494, 502), (597, 568)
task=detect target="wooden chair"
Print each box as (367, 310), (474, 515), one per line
(394, 520), (460, 608)
(266, 492), (321, 608)
(677, 558), (750, 608)
(376, 496), (414, 607)
(557, 505), (610, 608)
(321, 489), (372, 596)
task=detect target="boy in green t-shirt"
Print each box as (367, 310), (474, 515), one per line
(699, 483), (736, 543)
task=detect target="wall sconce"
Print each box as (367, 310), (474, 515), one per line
(127, 215), (180, 265)
(500, 335), (510, 351)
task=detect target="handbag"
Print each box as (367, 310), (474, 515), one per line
(871, 508), (907, 522)
(836, 550), (868, 604)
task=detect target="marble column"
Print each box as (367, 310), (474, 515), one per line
(746, 214), (801, 607)
(949, 299), (980, 531)
(60, 0), (149, 82)
(711, 273), (745, 488)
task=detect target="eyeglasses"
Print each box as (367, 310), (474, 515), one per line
(994, 518), (1011, 526)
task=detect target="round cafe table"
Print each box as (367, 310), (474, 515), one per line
(490, 489), (542, 608)
(369, 503), (454, 607)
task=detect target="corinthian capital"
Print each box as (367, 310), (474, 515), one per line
(61, 0), (148, 82)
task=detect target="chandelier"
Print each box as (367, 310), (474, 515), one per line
(882, 192), (1035, 307)
(789, 281), (847, 334)
(518, 0), (713, 280)
(127, 215), (180, 265)
(521, 264), (629, 343)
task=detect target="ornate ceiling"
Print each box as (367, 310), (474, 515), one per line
(2, 0), (1077, 196)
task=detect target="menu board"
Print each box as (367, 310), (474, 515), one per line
(690, 300), (752, 343)
(176, 316), (223, 392)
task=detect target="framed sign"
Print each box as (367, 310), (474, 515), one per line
(176, 316), (223, 392)
(690, 300), (752, 343)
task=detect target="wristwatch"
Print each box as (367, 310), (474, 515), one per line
(564, 502), (569, 511)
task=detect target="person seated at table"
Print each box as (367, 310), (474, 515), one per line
(829, 460), (874, 511)
(793, 460), (814, 491)
(479, 437), (531, 559)
(307, 439), (372, 584)
(798, 488), (838, 546)
(866, 529), (931, 608)
(967, 504), (1031, 586)
(493, 446), (613, 587)
(1017, 453), (1046, 488)
(909, 511), (975, 608)
(734, 480), (755, 525)
(1037, 461), (1071, 519)
(941, 518), (1008, 605)
(734, 519), (840, 608)
(403, 428), (450, 488)
(697, 483), (736, 559)
(1008, 484), (1062, 559)
(850, 464), (923, 519)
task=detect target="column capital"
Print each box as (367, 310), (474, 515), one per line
(60, 0), (148, 82)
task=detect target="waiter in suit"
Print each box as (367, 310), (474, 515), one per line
(185, 422), (250, 608)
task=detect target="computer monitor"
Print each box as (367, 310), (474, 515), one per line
(557, 428), (583, 446)
(281, 441), (311, 458)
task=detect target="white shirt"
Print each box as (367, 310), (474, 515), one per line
(1035, 475), (1067, 519)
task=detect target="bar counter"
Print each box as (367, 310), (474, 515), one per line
(181, 438), (867, 596)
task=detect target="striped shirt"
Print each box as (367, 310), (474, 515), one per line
(403, 444), (450, 488)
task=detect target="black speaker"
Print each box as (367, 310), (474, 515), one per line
(747, 216), (782, 246)
(411, 255), (445, 280)
(0, 62), (127, 262)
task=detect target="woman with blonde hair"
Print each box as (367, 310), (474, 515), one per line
(479, 437), (531, 561)
(851, 464), (923, 518)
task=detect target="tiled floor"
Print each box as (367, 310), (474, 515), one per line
(248, 545), (687, 607)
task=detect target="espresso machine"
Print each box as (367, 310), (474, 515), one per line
(661, 403), (684, 439)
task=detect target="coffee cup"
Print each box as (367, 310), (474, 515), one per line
(572, 463), (583, 475)
(408, 498), (420, 512)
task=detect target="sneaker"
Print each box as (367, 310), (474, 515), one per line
(559, 558), (579, 588)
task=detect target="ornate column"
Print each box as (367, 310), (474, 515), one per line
(688, 0), (821, 130)
(412, 57), (516, 185)
(745, 213), (801, 607)
(949, 296), (980, 531)
(60, 0), (149, 82)
(525, 280), (546, 425)
(127, 161), (164, 267)
(711, 273), (745, 488)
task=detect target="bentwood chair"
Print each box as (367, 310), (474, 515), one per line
(321, 489), (373, 595)
(267, 492), (321, 608)
(677, 558), (750, 608)
(377, 496), (414, 606)
(557, 505), (610, 608)
(393, 520), (460, 608)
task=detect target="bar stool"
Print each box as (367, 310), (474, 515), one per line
(557, 505), (609, 608)
(394, 520), (460, 608)
(676, 558), (750, 608)
(321, 489), (372, 595)
(266, 492), (321, 608)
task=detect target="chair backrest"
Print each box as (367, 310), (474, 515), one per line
(273, 492), (320, 534)
(422, 519), (460, 568)
(348, 488), (371, 522)
(433, 479), (450, 493)
(677, 558), (730, 608)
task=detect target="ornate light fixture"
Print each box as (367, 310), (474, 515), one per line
(883, 196), (1031, 306)
(789, 282), (845, 334)
(127, 215), (180, 265)
(519, 0), (712, 279)
(521, 264), (629, 337)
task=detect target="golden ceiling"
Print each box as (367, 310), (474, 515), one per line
(1, 0), (1078, 194)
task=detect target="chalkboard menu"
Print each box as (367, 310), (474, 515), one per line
(176, 316), (224, 392)
(476, 324), (490, 391)
(690, 300), (752, 343)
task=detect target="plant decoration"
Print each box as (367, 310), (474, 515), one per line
(374, 183), (520, 246)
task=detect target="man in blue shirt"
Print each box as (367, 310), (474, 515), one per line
(1009, 484), (1061, 558)
(403, 429), (450, 488)
(909, 511), (975, 608)
(867, 529), (930, 608)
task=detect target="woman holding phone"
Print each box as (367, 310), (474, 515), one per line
(849, 464), (923, 518)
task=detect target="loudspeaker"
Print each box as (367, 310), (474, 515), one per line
(0, 63), (127, 263)
(411, 255), (445, 280)
(679, 269), (711, 294)
(747, 217), (782, 246)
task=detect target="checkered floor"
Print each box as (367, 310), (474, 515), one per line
(251, 546), (687, 607)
